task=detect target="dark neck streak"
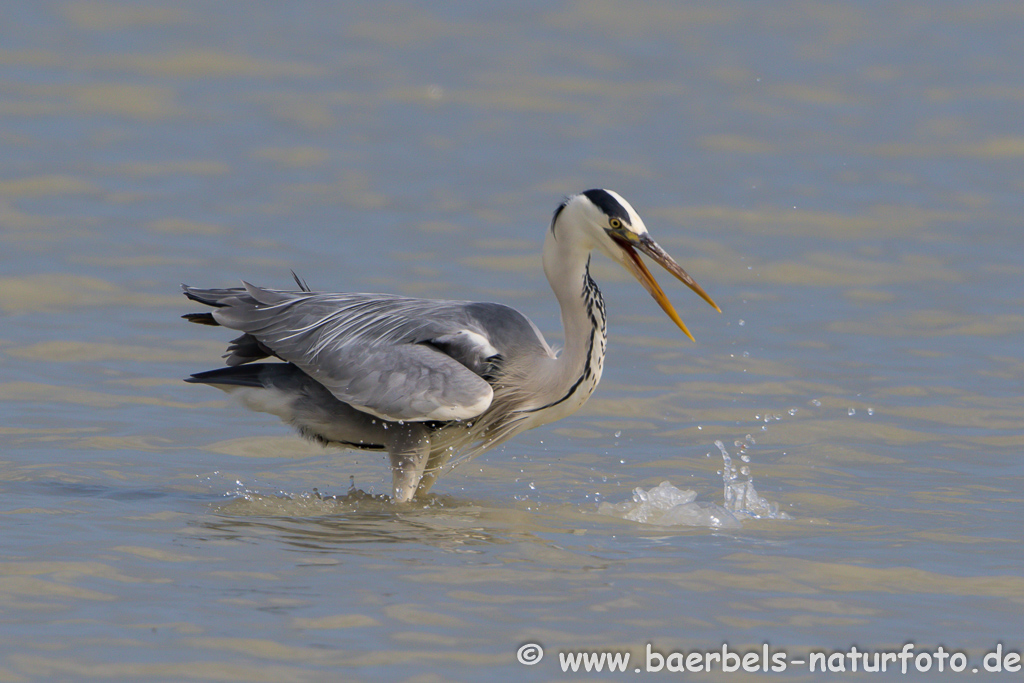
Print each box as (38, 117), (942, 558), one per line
(581, 259), (607, 381)
(521, 257), (607, 414)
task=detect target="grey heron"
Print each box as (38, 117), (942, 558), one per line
(183, 189), (719, 502)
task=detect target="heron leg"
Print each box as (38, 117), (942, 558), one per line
(413, 448), (455, 498)
(387, 424), (431, 503)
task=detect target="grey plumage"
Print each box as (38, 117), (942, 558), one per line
(183, 189), (719, 502)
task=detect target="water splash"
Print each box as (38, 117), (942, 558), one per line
(597, 481), (743, 528)
(597, 439), (789, 528)
(716, 439), (788, 520)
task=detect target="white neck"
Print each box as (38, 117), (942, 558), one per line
(528, 227), (607, 421)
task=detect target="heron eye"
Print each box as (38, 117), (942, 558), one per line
(609, 218), (622, 229)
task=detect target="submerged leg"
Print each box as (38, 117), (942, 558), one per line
(387, 424), (432, 503)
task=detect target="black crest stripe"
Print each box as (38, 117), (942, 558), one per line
(550, 197), (569, 234)
(581, 188), (630, 225)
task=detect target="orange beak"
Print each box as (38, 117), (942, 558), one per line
(612, 233), (720, 342)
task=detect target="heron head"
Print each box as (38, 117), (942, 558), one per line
(554, 188), (720, 341)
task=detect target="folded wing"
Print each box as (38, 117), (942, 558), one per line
(183, 283), (503, 422)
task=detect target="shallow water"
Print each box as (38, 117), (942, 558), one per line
(2, 1), (1023, 681)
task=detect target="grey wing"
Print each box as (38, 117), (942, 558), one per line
(183, 283), (517, 422)
(321, 343), (493, 421)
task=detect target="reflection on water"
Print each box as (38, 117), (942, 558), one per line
(203, 491), (520, 553)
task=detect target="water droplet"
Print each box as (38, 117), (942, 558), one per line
(811, 399), (821, 407)
(867, 407), (874, 416)
(614, 430), (622, 438)
(788, 408), (798, 416)
(848, 407), (856, 416)
(528, 482), (536, 490)
(738, 319), (745, 326)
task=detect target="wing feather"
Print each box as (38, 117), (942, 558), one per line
(183, 283), (552, 422)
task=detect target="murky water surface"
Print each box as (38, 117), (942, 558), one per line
(2, 2), (1023, 680)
